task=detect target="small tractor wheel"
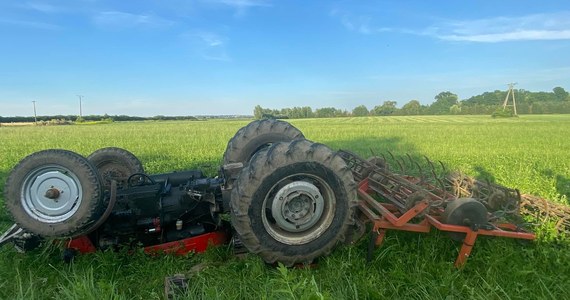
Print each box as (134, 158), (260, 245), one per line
(442, 198), (488, 241)
(4, 150), (106, 238)
(87, 147), (144, 191)
(223, 119), (304, 166)
(230, 140), (357, 266)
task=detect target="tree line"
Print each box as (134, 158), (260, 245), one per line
(0, 114), (199, 123)
(254, 86), (570, 119)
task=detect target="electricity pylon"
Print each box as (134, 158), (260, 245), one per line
(502, 83), (518, 116)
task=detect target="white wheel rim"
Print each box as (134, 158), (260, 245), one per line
(21, 164), (83, 223)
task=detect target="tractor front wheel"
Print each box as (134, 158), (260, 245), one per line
(87, 147), (144, 191)
(4, 150), (106, 237)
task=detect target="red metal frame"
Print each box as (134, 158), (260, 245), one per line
(66, 231), (228, 256)
(358, 178), (535, 267)
(144, 231), (227, 255)
(66, 235), (97, 254)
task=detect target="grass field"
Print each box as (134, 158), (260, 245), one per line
(0, 115), (569, 299)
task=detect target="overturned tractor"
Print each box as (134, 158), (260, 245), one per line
(0, 120), (355, 266)
(0, 119), (558, 266)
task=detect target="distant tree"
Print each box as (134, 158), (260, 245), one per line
(315, 107), (339, 118)
(352, 105), (369, 117)
(429, 91), (458, 114)
(301, 106), (314, 118)
(400, 100), (421, 115)
(253, 105), (281, 119)
(372, 101), (398, 116)
(280, 107), (292, 117)
(553, 87), (569, 101)
(450, 104), (462, 114)
(254, 105), (264, 119)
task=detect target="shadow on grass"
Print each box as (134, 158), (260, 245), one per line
(136, 152), (220, 176)
(0, 169), (10, 223)
(556, 174), (570, 201)
(136, 136), (423, 177)
(326, 136), (442, 177)
(542, 169), (570, 202)
(473, 165), (497, 183)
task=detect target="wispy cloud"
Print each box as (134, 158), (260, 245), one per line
(332, 9), (570, 43)
(201, 0), (270, 17)
(0, 18), (61, 30)
(93, 11), (174, 29)
(182, 30), (231, 61)
(438, 30), (570, 42)
(204, 0), (270, 9)
(433, 13), (570, 42)
(330, 8), (393, 34)
(21, 2), (63, 13)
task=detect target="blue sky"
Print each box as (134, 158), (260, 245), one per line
(1, 0), (569, 117)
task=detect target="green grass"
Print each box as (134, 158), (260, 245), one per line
(1, 115), (569, 299)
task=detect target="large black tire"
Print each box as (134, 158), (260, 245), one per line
(87, 147), (144, 191)
(4, 150), (106, 237)
(223, 119), (305, 166)
(230, 139), (357, 266)
(442, 198), (488, 241)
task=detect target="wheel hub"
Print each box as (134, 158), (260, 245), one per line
(44, 188), (60, 199)
(272, 181), (324, 233)
(22, 167), (82, 223)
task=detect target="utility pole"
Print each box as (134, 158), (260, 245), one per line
(77, 95), (83, 119)
(32, 101), (37, 124)
(502, 83), (518, 116)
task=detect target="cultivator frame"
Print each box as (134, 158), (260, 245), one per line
(339, 150), (536, 267)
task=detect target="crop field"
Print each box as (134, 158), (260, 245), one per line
(0, 115), (569, 299)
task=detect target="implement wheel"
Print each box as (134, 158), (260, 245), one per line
(4, 150), (105, 237)
(230, 140), (356, 266)
(87, 147), (144, 191)
(223, 119), (304, 166)
(442, 198), (488, 241)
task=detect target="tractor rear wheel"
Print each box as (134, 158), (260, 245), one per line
(87, 147), (144, 191)
(230, 140), (356, 266)
(4, 150), (105, 237)
(223, 119), (304, 166)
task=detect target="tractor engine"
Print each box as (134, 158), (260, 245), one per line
(95, 170), (224, 249)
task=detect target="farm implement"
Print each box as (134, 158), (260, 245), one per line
(339, 150), (536, 267)
(0, 120), (565, 267)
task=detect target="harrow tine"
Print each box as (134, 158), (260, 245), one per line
(424, 156), (436, 180)
(414, 161), (425, 182)
(397, 156), (406, 172)
(406, 153), (416, 171)
(380, 153), (388, 171)
(424, 156), (446, 191)
(385, 151), (399, 172)
(423, 155), (433, 169)
(438, 160), (447, 174)
(387, 150), (396, 161)
(435, 160), (449, 184)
